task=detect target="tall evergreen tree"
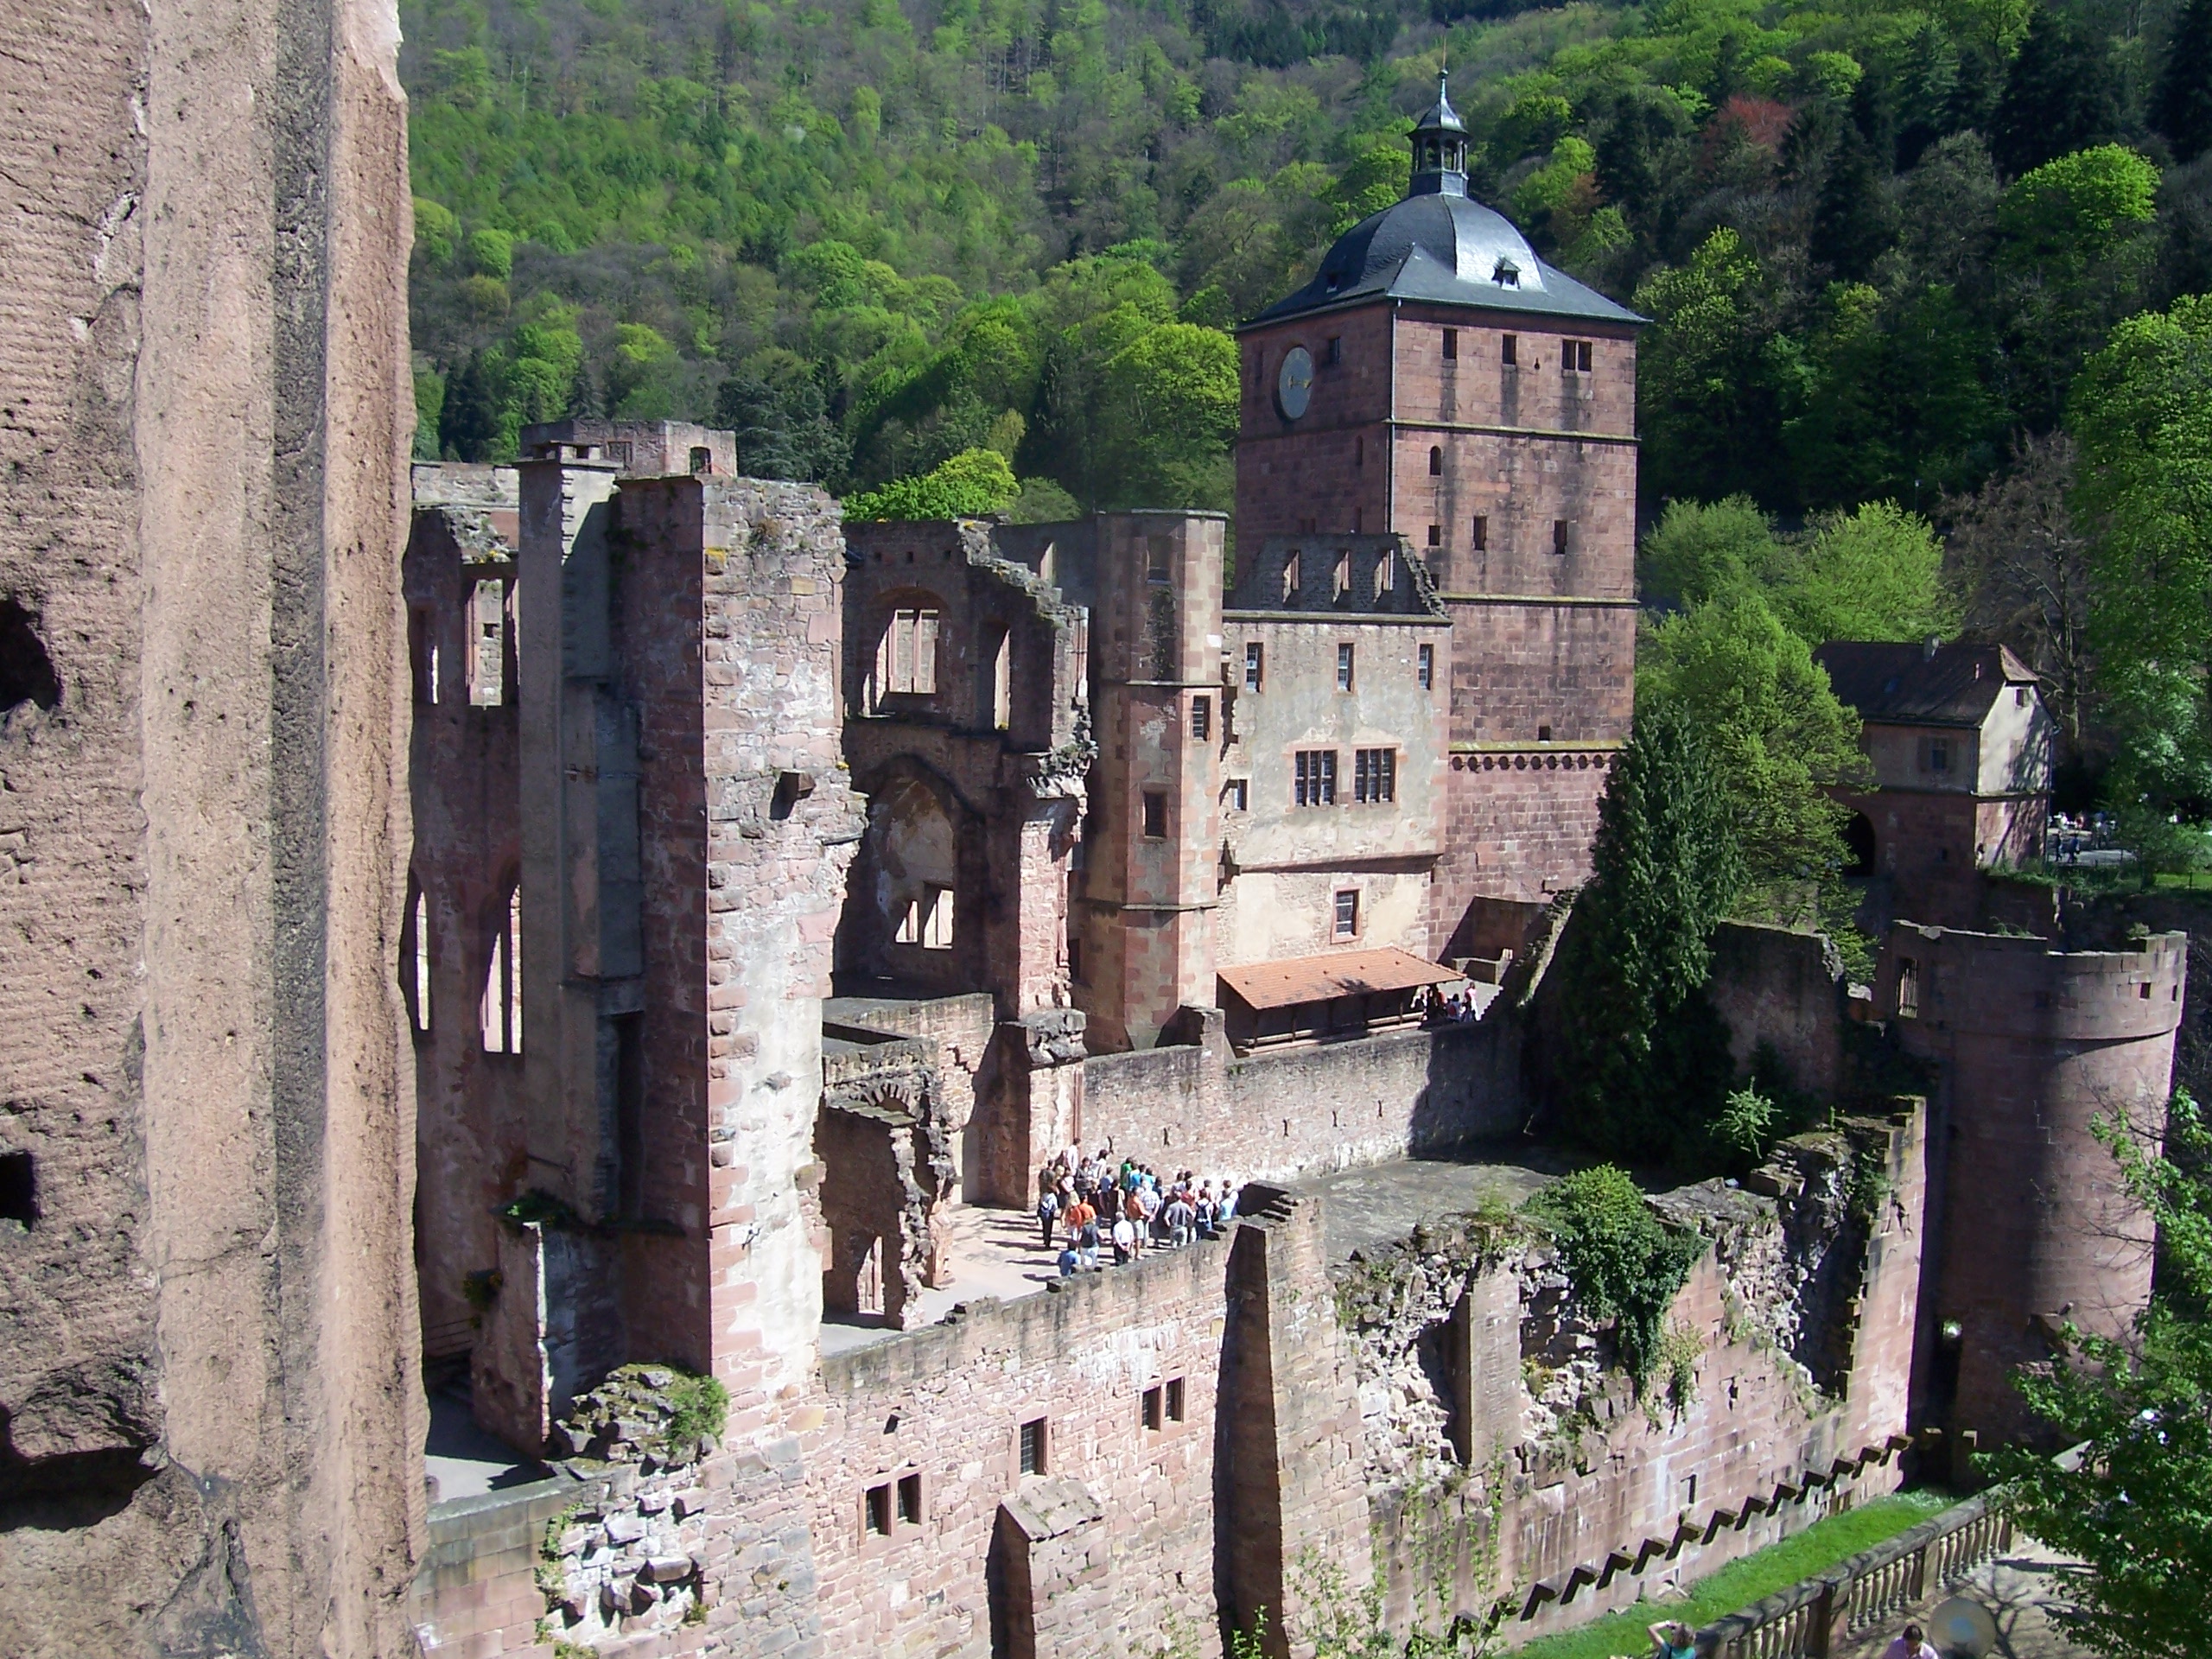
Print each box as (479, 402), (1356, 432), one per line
(440, 350), (502, 463)
(1991, 5), (2120, 178)
(2152, 0), (2212, 162)
(1812, 125), (1903, 279)
(1548, 705), (1745, 1166)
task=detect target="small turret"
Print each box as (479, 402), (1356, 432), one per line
(1408, 70), (1470, 198)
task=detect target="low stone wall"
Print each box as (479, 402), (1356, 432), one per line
(1078, 1021), (1522, 1185)
(410, 1478), (581, 1656)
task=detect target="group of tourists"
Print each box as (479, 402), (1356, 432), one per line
(1646, 1617), (1942, 1659)
(1035, 1151), (1240, 1275)
(1415, 982), (1483, 1026)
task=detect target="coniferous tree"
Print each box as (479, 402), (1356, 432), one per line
(2152, 0), (2212, 162)
(441, 350), (502, 463)
(1549, 705), (1745, 1166)
(1811, 125), (1902, 279)
(1991, 5), (2120, 178)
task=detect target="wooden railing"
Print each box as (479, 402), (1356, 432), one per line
(1699, 1491), (2013, 1659)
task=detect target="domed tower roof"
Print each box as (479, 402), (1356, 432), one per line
(1247, 72), (1642, 329)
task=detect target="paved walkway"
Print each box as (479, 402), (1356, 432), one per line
(1834, 1544), (2094, 1659)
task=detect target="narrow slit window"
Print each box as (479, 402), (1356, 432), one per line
(404, 877), (432, 1036)
(1166, 1377), (1185, 1421)
(481, 881), (522, 1055)
(1333, 550), (1351, 599)
(1325, 336), (1342, 365)
(1192, 696), (1211, 741)
(410, 607), (439, 705)
(1142, 791), (1167, 839)
(1019, 1417), (1047, 1476)
(1442, 327), (1459, 360)
(898, 1471), (923, 1526)
(1471, 515), (1489, 551)
(866, 1483), (893, 1537)
(1376, 548), (1395, 594)
(1244, 641), (1264, 690)
(1501, 334), (1518, 367)
(1552, 520), (1571, 555)
(1427, 524), (1441, 547)
(1428, 445), (1443, 476)
(1338, 643), (1355, 691)
(467, 578), (505, 706)
(1143, 1385), (1165, 1432)
(1418, 643), (1434, 690)
(1282, 550), (1300, 602)
(1897, 959), (1920, 1020)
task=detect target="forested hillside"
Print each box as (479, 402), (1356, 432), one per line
(404, 0), (2212, 845)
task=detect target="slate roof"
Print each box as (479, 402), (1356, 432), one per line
(1245, 190), (1644, 329)
(1813, 641), (2038, 728)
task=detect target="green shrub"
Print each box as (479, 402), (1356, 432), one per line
(1525, 1167), (1705, 1393)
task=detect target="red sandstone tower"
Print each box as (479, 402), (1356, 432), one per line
(1236, 77), (1643, 957)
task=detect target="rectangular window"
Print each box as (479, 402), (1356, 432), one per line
(1325, 336), (1342, 365)
(1143, 1385), (1165, 1433)
(1224, 778), (1249, 812)
(1282, 550), (1300, 602)
(1929, 737), (1951, 772)
(1443, 327), (1459, 360)
(1418, 644), (1434, 690)
(1552, 520), (1570, 555)
(866, 1483), (893, 1537)
(1333, 889), (1359, 939)
(923, 887), (954, 950)
(481, 883), (522, 1055)
(1427, 524), (1441, 547)
(1338, 644), (1355, 691)
(410, 608), (438, 705)
(1019, 1417), (1048, 1476)
(898, 1472), (923, 1526)
(879, 607), (941, 696)
(1244, 641), (1264, 690)
(1355, 435), (1364, 469)
(1294, 750), (1338, 806)
(1897, 958), (1920, 1020)
(1354, 748), (1396, 804)
(1377, 548), (1395, 594)
(1501, 334), (1518, 367)
(1471, 515), (1489, 551)
(1166, 1376), (1186, 1422)
(1563, 339), (1592, 373)
(1333, 550), (1351, 599)
(1068, 933), (1084, 982)
(1142, 791), (1167, 839)
(1192, 696), (1211, 741)
(1147, 535), (1172, 583)
(467, 578), (506, 706)
(2015, 685), (2031, 708)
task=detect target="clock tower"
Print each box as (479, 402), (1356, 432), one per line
(1233, 74), (1645, 953)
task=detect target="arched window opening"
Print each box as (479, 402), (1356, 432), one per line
(481, 880), (522, 1054)
(401, 874), (431, 1037)
(1844, 813), (1877, 878)
(1428, 446), (1443, 476)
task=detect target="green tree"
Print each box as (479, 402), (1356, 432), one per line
(1810, 125), (1900, 281)
(1549, 704), (1744, 1166)
(1769, 500), (1959, 645)
(1096, 321), (1238, 510)
(1633, 231), (1791, 508)
(2152, 0), (2212, 162)
(1639, 591), (1871, 888)
(441, 349), (501, 461)
(1637, 495), (1781, 609)
(2072, 295), (2212, 820)
(843, 447), (1019, 520)
(1990, 5), (2120, 178)
(1986, 1093), (2212, 1659)
(715, 351), (849, 483)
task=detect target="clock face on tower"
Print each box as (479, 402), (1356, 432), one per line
(1275, 346), (1314, 420)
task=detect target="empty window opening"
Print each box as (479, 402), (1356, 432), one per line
(1019, 1417), (1048, 1475)
(1282, 551), (1301, 602)
(1295, 750), (1338, 806)
(1333, 889), (1359, 939)
(0, 1151), (35, 1227)
(1537, 724), (1552, 742)
(865, 1483), (893, 1537)
(876, 606), (940, 699)
(1471, 516), (1489, 551)
(467, 578), (505, 706)
(1428, 445), (1443, 476)
(1244, 641), (1264, 690)
(409, 607), (439, 705)
(1427, 524), (1441, 547)
(1147, 535), (1173, 584)
(1333, 550), (1351, 600)
(0, 601), (60, 714)
(1224, 778), (1249, 812)
(1142, 791), (1167, 839)
(1552, 520), (1571, 555)
(1166, 1376), (1186, 1421)
(1325, 336), (1342, 365)
(1928, 737), (1951, 772)
(404, 877), (431, 1037)
(1442, 327), (1459, 360)
(987, 628), (1012, 730)
(1191, 696), (1211, 741)
(481, 881), (523, 1055)
(898, 1471), (923, 1526)
(1354, 748), (1396, 804)
(1068, 932), (1084, 982)
(1418, 644), (1434, 690)
(689, 445), (713, 474)
(1897, 958), (1920, 1020)
(2015, 685), (2031, 708)
(1355, 435), (1364, 469)
(1377, 549), (1395, 594)
(1563, 340), (1592, 373)
(1501, 334), (1518, 367)
(1143, 1385), (1165, 1432)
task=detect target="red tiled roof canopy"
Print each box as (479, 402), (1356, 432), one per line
(1217, 947), (1461, 1011)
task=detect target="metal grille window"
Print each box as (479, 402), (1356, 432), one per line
(1019, 1418), (1047, 1475)
(1333, 889), (1359, 938)
(1354, 748), (1396, 804)
(1192, 696), (1211, 741)
(1338, 644), (1355, 690)
(1294, 750), (1338, 806)
(1418, 644), (1434, 690)
(1244, 641), (1263, 690)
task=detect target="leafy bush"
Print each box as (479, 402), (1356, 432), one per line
(844, 447), (1019, 520)
(1525, 1167), (1706, 1394)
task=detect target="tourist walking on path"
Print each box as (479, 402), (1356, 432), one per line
(1881, 1625), (1936, 1659)
(1037, 1189), (1058, 1249)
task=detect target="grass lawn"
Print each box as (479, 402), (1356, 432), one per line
(2152, 871), (2212, 891)
(1503, 1488), (1955, 1659)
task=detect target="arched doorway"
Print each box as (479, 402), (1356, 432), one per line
(1843, 812), (1877, 878)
